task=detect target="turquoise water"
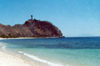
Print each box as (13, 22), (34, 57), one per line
(9, 48), (100, 66)
(0, 37), (100, 66)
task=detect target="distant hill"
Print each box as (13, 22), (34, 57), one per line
(0, 19), (63, 38)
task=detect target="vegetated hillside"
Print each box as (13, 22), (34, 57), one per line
(0, 19), (63, 38)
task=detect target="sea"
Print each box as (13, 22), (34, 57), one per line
(0, 37), (100, 66)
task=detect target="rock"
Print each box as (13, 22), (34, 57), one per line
(0, 19), (63, 38)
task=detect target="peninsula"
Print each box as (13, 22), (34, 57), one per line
(0, 17), (63, 38)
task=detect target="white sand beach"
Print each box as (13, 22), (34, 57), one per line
(0, 50), (49, 66)
(0, 38), (62, 66)
(0, 51), (32, 66)
(0, 38), (50, 66)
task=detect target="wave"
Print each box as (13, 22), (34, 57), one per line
(0, 42), (7, 50)
(18, 51), (66, 66)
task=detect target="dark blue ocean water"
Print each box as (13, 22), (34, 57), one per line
(0, 37), (100, 66)
(1, 37), (100, 49)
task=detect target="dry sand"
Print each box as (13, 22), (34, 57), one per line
(0, 50), (49, 66)
(0, 51), (32, 66)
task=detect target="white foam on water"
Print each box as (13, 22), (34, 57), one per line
(18, 51), (69, 66)
(0, 42), (7, 50)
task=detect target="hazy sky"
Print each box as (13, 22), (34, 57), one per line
(0, 0), (100, 37)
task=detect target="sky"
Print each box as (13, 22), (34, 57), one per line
(0, 0), (100, 37)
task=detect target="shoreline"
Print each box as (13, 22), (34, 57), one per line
(0, 49), (50, 66)
(0, 36), (64, 40)
(0, 50), (33, 66)
(0, 38), (64, 66)
(0, 40), (50, 66)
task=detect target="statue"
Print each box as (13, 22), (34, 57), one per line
(31, 15), (33, 20)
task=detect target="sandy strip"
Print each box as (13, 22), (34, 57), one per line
(0, 38), (60, 66)
(0, 37), (40, 39)
(0, 38), (50, 66)
(0, 51), (32, 66)
(0, 50), (49, 66)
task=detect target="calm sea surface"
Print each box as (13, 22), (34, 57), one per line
(0, 37), (100, 66)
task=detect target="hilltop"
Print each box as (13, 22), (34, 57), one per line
(0, 18), (63, 38)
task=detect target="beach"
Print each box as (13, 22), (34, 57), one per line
(0, 38), (49, 66)
(0, 50), (50, 66)
(0, 50), (32, 66)
(0, 37), (100, 66)
(0, 38), (62, 66)
(0, 38), (64, 66)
